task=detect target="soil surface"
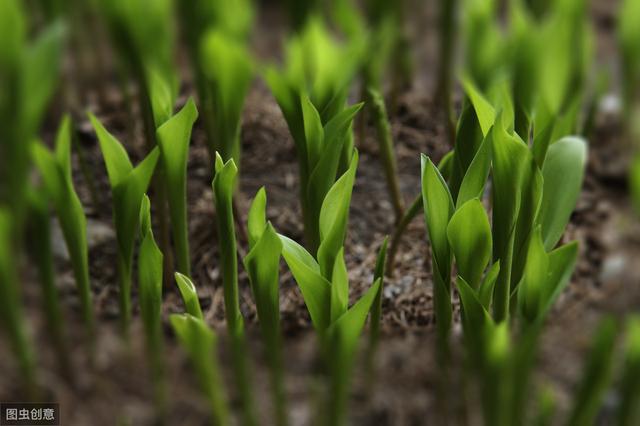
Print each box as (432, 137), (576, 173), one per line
(1, 1), (639, 425)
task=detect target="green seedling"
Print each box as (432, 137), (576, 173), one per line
(175, 273), (204, 320)
(279, 152), (381, 425)
(176, 0), (253, 168)
(0, 0), (64, 236)
(212, 153), (257, 426)
(31, 116), (95, 342)
(171, 314), (228, 426)
(617, 316), (640, 426)
(138, 195), (166, 417)
(90, 114), (160, 335)
(243, 188), (287, 426)
(157, 98), (198, 276)
(200, 30), (253, 167)
(26, 189), (71, 380)
(566, 317), (618, 426)
(0, 209), (37, 395)
(266, 18), (364, 250)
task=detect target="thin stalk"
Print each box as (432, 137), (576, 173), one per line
(117, 253), (132, 338)
(493, 232), (515, 323)
(386, 194), (422, 276)
(437, 0), (458, 147)
(367, 88), (404, 222)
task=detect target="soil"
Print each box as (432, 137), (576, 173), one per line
(1, 1), (639, 425)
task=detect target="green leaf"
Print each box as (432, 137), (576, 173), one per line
(517, 226), (548, 322)
(247, 187), (267, 249)
(317, 151), (358, 279)
(566, 317), (618, 426)
(478, 261), (500, 310)
(32, 118), (94, 335)
(538, 137), (587, 250)
(421, 155), (455, 277)
(540, 241), (578, 317)
(170, 314), (228, 425)
(301, 94), (325, 170)
(175, 272), (203, 320)
(138, 194), (163, 352)
(157, 97), (198, 275)
(280, 235), (331, 332)
(89, 113), (133, 187)
(244, 222), (282, 341)
(456, 276), (493, 354)
(461, 77), (496, 137)
(457, 135), (492, 208)
(21, 21), (65, 135)
(447, 199), (492, 290)
(330, 248), (349, 322)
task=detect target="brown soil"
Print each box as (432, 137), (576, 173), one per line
(1, 1), (639, 425)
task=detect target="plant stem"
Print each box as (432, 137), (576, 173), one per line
(117, 253), (132, 338)
(367, 88), (405, 222)
(437, 0), (458, 147)
(386, 194), (422, 276)
(493, 233), (515, 323)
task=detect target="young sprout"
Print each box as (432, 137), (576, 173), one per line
(212, 153), (257, 426)
(157, 98), (198, 276)
(175, 272), (204, 320)
(0, 209), (37, 395)
(279, 152), (381, 424)
(617, 316), (640, 426)
(101, 0), (179, 286)
(199, 30), (253, 168)
(31, 116), (95, 343)
(566, 317), (618, 426)
(26, 189), (71, 380)
(170, 314), (228, 426)
(266, 18), (364, 250)
(243, 188), (287, 426)
(138, 195), (165, 417)
(90, 114), (160, 335)
(176, 0), (253, 168)
(0, 0), (64, 237)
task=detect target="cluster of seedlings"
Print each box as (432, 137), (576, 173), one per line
(1, 0), (640, 425)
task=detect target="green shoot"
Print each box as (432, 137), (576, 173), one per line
(200, 30), (253, 167)
(90, 114), (160, 335)
(138, 195), (166, 417)
(175, 272), (204, 320)
(31, 116), (95, 343)
(266, 18), (364, 250)
(243, 188), (287, 426)
(618, 0), (640, 124)
(157, 98), (198, 276)
(0, 0), (64, 238)
(420, 155), (455, 349)
(279, 151), (381, 424)
(566, 317), (618, 426)
(170, 314), (228, 426)
(212, 153), (257, 426)
(26, 189), (71, 381)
